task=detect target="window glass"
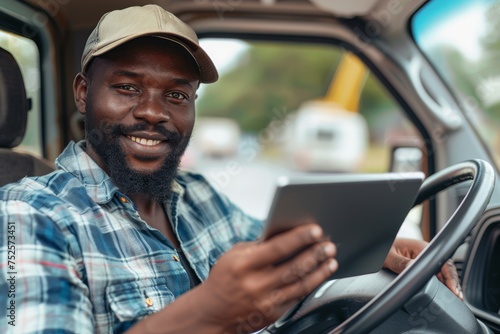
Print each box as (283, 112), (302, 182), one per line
(188, 38), (420, 228)
(412, 0), (500, 168)
(0, 30), (42, 156)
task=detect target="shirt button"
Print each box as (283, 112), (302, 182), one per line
(173, 255), (180, 262)
(119, 196), (128, 203)
(145, 297), (153, 307)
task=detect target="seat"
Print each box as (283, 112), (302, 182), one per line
(0, 47), (54, 187)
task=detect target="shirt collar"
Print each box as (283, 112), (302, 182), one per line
(55, 140), (185, 204)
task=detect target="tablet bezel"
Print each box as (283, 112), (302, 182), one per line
(261, 172), (425, 279)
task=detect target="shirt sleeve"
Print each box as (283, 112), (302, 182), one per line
(0, 199), (94, 334)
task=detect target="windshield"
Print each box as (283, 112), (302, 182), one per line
(412, 0), (500, 167)
(190, 38), (420, 229)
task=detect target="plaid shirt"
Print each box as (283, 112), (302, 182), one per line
(0, 141), (262, 333)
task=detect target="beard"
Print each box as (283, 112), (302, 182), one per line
(85, 120), (190, 203)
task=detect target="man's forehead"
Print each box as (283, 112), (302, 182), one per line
(88, 38), (201, 82)
(107, 68), (197, 89)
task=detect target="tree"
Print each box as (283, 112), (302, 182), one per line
(196, 42), (342, 133)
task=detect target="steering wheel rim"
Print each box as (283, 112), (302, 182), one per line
(324, 159), (495, 333)
(265, 159), (495, 334)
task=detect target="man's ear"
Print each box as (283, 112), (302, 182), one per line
(74, 72), (88, 115)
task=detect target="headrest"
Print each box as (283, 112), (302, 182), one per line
(0, 47), (29, 148)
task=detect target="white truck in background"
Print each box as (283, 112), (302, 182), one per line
(284, 52), (369, 172)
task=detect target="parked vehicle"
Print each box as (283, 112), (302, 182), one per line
(191, 117), (241, 158)
(285, 100), (369, 172)
(285, 52), (369, 172)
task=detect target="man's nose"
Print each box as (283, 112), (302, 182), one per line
(132, 95), (170, 124)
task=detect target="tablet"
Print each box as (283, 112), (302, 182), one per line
(261, 172), (425, 279)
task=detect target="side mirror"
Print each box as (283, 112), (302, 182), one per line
(390, 146), (423, 173)
(390, 143), (425, 239)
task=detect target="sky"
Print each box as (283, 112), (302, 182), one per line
(412, 0), (490, 61)
(199, 38), (248, 75)
(196, 38), (248, 97)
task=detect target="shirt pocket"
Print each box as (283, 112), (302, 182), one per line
(106, 277), (175, 322)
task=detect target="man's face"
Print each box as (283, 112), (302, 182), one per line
(75, 37), (200, 201)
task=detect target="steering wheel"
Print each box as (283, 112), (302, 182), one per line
(265, 159), (495, 334)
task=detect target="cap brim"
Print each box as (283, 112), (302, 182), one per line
(83, 32), (218, 83)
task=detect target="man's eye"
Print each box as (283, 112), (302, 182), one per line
(167, 92), (187, 100)
(116, 85), (136, 92)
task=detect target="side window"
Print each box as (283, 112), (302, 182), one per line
(187, 38), (421, 221)
(0, 30), (42, 156)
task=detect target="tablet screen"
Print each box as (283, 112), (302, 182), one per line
(261, 172), (424, 279)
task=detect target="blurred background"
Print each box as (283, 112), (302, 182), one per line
(183, 38), (419, 219)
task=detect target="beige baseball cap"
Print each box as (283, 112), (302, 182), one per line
(81, 5), (218, 83)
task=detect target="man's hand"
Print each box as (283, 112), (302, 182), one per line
(383, 237), (463, 300)
(129, 222), (337, 334)
(195, 222), (338, 333)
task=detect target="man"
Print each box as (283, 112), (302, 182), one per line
(0, 5), (461, 334)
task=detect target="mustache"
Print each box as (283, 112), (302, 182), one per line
(111, 122), (182, 143)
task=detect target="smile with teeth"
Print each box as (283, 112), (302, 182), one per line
(127, 135), (162, 146)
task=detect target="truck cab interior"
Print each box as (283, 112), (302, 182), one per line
(1, 0), (500, 333)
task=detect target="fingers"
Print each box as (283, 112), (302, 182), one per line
(437, 259), (463, 300)
(248, 252), (338, 322)
(383, 246), (413, 274)
(392, 237), (427, 258)
(279, 256), (338, 302)
(276, 241), (337, 286)
(249, 222), (325, 268)
(259, 240), (337, 308)
(253, 225), (338, 306)
(384, 239), (464, 300)
(382, 238), (422, 275)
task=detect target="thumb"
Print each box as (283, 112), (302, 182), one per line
(383, 251), (414, 274)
